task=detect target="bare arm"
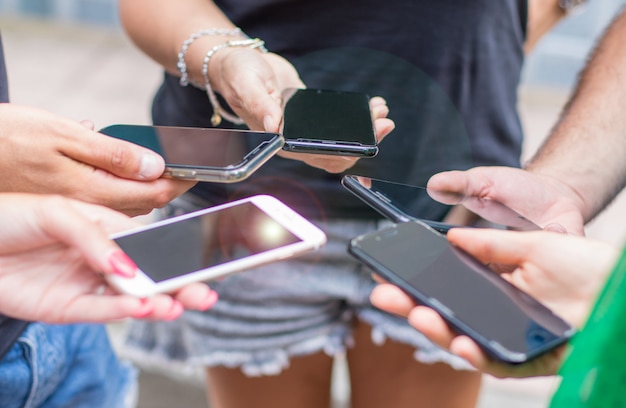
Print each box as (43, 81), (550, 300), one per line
(118, 0), (395, 173)
(525, 0), (567, 53)
(527, 8), (626, 222)
(119, 0), (239, 84)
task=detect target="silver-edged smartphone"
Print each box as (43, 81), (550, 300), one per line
(280, 88), (379, 157)
(106, 195), (327, 297)
(341, 174), (540, 233)
(348, 220), (575, 364)
(99, 124), (284, 183)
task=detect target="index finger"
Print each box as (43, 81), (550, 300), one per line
(370, 283), (417, 317)
(446, 228), (536, 266)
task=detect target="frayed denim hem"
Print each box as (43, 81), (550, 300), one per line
(120, 323), (353, 378)
(357, 308), (475, 371)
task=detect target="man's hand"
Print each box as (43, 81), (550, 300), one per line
(370, 228), (618, 378)
(427, 166), (587, 235)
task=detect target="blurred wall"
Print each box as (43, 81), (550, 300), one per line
(1, 0), (625, 89)
(524, 1), (626, 89)
(0, 0), (119, 26)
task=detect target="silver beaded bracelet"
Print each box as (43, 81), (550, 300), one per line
(201, 38), (268, 126)
(177, 27), (244, 87)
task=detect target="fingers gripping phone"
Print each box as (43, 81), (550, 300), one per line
(99, 124), (284, 183)
(348, 221), (575, 364)
(107, 195), (327, 297)
(281, 88), (379, 157)
(341, 175), (540, 233)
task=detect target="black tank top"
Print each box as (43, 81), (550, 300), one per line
(152, 0), (527, 220)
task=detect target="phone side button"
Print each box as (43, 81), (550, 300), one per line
(171, 170), (197, 179)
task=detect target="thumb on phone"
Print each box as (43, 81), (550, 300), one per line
(62, 127), (166, 181)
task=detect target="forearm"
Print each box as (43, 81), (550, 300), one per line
(525, 0), (566, 53)
(118, 0), (241, 84)
(527, 9), (626, 222)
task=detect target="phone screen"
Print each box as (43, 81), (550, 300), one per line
(342, 175), (540, 232)
(114, 202), (301, 282)
(100, 125), (278, 169)
(281, 88), (378, 156)
(350, 221), (574, 363)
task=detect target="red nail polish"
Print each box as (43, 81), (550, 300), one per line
(166, 301), (184, 321)
(132, 299), (153, 318)
(109, 251), (137, 278)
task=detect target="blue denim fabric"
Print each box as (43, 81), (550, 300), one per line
(0, 323), (137, 408)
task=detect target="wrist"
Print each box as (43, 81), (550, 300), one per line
(524, 162), (593, 222)
(201, 38), (267, 126)
(180, 34), (245, 88)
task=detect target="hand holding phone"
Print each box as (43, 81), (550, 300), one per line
(341, 175), (540, 233)
(106, 195), (327, 297)
(100, 124), (284, 183)
(281, 88), (379, 157)
(349, 220), (575, 364)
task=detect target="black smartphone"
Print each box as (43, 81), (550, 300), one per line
(99, 124), (284, 183)
(348, 220), (575, 364)
(341, 174), (540, 233)
(281, 88), (378, 157)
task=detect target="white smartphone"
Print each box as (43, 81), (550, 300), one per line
(99, 124), (284, 183)
(106, 195), (327, 297)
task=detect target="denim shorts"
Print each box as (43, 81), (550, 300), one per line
(0, 323), (137, 408)
(123, 194), (472, 376)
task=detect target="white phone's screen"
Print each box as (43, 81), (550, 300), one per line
(114, 202), (301, 282)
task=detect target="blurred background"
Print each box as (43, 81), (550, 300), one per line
(1, 1), (625, 407)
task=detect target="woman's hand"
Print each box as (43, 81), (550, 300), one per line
(0, 194), (217, 323)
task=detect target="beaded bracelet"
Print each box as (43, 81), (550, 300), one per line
(201, 38), (268, 126)
(177, 27), (244, 87)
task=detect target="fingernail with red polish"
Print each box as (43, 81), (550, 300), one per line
(109, 251), (137, 278)
(133, 298), (153, 318)
(166, 301), (184, 321)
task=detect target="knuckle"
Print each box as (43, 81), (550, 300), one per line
(108, 144), (134, 172)
(151, 189), (175, 209)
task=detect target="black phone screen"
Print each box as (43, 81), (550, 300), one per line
(282, 89), (377, 153)
(350, 221), (573, 363)
(114, 202), (301, 282)
(100, 125), (278, 169)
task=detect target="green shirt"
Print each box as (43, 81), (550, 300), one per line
(550, 247), (626, 407)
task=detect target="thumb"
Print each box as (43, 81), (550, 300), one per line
(239, 88), (284, 132)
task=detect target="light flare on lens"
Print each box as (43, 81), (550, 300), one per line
(257, 218), (287, 245)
